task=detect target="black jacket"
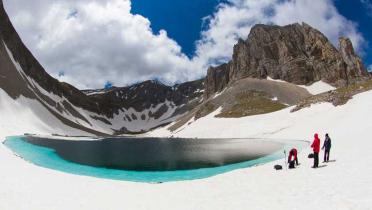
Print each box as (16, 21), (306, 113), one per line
(322, 136), (332, 150)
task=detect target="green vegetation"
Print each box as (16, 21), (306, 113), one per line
(216, 91), (287, 118)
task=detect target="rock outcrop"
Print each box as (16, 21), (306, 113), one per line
(204, 64), (230, 98)
(205, 23), (369, 98)
(339, 37), (368, 81)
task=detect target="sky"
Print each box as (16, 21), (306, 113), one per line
(131, 0), (220, 58)
(3, 0), (372, 89)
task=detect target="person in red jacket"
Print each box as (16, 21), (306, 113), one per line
(311, 133), (321, 168)
(288, 148), (299, 169)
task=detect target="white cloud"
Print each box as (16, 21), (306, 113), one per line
(368, 65), (372, 72)
(361, 0), (372, 16)
(196, 0), (365, 67)
(272, 0), (364, 51)
(3, 0), (366, 89)
(4, 0), (198, 89)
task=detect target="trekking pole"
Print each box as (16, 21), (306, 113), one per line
(284, 150), (287, 170)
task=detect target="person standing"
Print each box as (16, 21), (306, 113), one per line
(311, 133), (320, 168)
(322, 133), (332, 162)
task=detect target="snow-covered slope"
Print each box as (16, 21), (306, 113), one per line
(1, 0), (204, 135)
(1, 90), (372, 210)
(149, 88), (371, 139)
(73, 100), (185, 133)
(1, 37), (201, 135)
(1, 1), (372, 208)
(80, 79), (204, 134)
(0, 39), (111, 135)
(0, 89), (90, 139)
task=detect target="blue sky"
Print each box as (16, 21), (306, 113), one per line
(131, 0), (220, 58)
(335, 0), (372, 68)
(4, 0), (372, 89)
(133, 0), (372, 69)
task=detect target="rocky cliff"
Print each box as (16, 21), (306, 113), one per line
(205, 23), (369, 98)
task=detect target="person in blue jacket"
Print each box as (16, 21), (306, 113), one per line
(322, 133), (332, 162)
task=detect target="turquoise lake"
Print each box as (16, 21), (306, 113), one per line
(3, 136), (308, 183)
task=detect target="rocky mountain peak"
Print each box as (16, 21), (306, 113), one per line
(338, 37), (368, 80)
(205, 22), (369, 98)
(339, 37), (356, 55)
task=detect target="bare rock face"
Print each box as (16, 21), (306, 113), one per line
(339, 37), (369, 81)
(204, 64), (230, 98)
(205, 23), (369, 98)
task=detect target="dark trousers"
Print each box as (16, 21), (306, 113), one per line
(313, 152), (319, 168)
(288, 157), (299, 168)
(289, 158), (299, 169)
(324, 149), (330, 162)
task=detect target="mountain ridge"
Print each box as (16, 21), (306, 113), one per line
(204, 22), (369, 98)
(0, 1), (203, 134)
(0, 0), (370, 135)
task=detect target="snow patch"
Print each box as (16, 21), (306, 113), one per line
(213, 89), (226, 99)
(267, 76), (336, 95)
(299, 81), (336, 95)
(267, 76), (287, 83)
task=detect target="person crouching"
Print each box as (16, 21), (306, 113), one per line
(288, 148), (299, 169)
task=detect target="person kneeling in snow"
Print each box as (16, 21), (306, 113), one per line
(311, 133), (320, 168)
(322, 133), (332, 162)
(288, 148), (299, 169)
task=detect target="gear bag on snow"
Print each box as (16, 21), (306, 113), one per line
(274, 165), (283, 170)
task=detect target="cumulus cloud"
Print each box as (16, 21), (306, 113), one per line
(197, 0), (365, 66)
(4, 0), (198, 89)
(3, 0), (366, 89)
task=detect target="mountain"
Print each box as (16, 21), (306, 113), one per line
(204, 23), (369, 99)
(2, 1), (372, 209)
(168, 23), (370, 131)
(0, 1), (203, 135)
(0, 0), (370, 136)
(81, 79), (204, 134)
(83, 79), (204, 112)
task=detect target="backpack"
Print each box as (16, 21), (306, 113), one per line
(274, 165), (283, 170)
